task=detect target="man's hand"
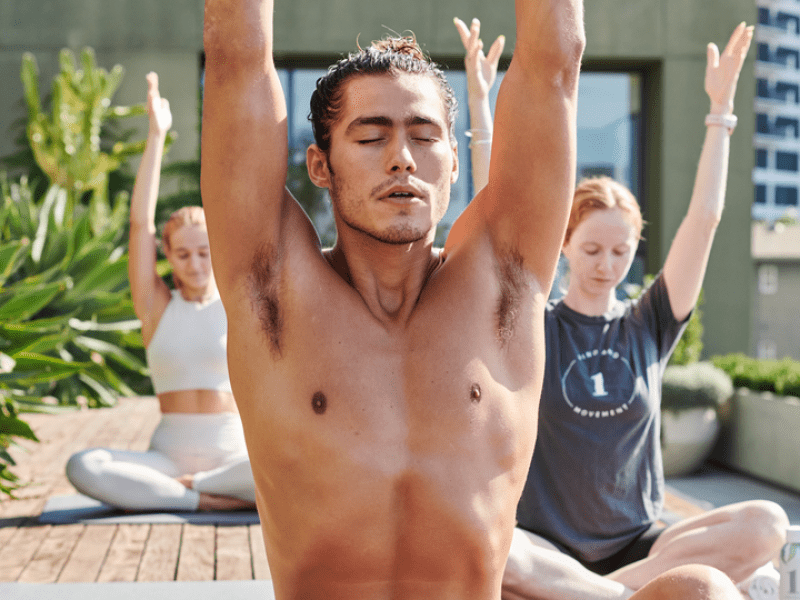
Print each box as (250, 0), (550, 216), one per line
(454, 17), (505, 100)
(146, 72), (172, 137)
(705, 22), (754, 114)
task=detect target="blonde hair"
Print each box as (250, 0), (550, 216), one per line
(161, 206), (207, 289)
(565, 176), (644, 245)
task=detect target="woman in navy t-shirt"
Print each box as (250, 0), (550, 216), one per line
(456, 17), (788, 600)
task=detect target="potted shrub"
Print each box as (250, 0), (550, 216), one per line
(661, 361), (734, 477)
(709, 354), (800, 492)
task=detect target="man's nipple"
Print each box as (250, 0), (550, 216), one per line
(470, 383), (481, 403)
(312, 391), (327, 415)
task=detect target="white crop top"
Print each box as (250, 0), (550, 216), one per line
(145, 290), (232, 394)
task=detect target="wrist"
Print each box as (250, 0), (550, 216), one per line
(709, 101), (734, 116)
(705, 112), (737, 135)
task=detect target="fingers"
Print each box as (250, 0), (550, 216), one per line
(146, 71), (159, 95)
(454, 17), (471, 48)
(706, 42), (720, 70)
(723, 22), (752, 58)
(486, 35), (506, 66)
(454, 16), (483, 52)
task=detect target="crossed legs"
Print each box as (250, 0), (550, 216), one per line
(503, 500), (788, 600)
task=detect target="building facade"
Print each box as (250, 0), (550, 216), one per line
(0, 0), (756, 357)
(751, 222), (800, 360)
(754, 0), (800, 222)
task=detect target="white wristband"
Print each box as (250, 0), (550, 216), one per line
(705, 113), (737, 134)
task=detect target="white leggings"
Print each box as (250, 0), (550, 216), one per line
(66, 412), (255, 511)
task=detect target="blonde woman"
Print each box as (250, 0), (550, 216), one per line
(66, 73), (255, 512)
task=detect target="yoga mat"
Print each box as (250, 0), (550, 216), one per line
(0, 581), (274, 600)
(38, 494), (260, 525)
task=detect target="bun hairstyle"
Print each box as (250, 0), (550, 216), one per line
(566, 176), (644, 245)
(161, 206), (206, 289)
(309, 33), (458, 153)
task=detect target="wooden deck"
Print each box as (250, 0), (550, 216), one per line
(0, 398), (270, 583)
(0, 398), (707, 584)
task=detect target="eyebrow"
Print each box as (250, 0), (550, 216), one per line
(345, 115), (441, 134)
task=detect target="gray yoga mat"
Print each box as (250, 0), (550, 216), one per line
(0, 581), (274, 600)
(38, 494), (260, 525)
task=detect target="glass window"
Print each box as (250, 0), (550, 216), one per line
(776, 117), (799, 138)
(775, 47), (800, 70)
(776, 151), (798, 171)
(777, 12), (800, 35)
(756, 148), (768, 168)
(757, 339), (777, 360)
(758, 43), (771, 63)
(276, 66), (642, 251)
(776, 81), (800, 103)
(757, 78), (770, 99)
(775, 185), (799, 205)
(758, 265), (779, 295)
(758, 7), (770, 26)
(755, 184), (767, 204)
(757, 113), (772, 135)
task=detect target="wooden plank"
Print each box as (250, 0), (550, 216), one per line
(215, 526), (252, 581)
(137, 524), (182, 582)
(176, 524), (215, 581)
(17, 523), (84, 583)
(0, 524), (50, 581)
(96, 524), (150, 582)
(0, 520), (23, 553)
(58, 524), (117, 583)
(249, 524), (271, 580)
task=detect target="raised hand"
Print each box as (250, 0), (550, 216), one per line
(146, 72), (172, 136)
(705, 22), (754, 113)
(454, 17), (505, 100)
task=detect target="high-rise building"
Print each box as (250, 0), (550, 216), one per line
(754, 0), (800, 222)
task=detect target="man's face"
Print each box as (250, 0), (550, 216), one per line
(313, 72), (458, 245)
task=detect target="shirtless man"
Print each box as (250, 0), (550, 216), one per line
(201, 1), (741, 599)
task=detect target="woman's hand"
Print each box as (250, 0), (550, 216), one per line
(705, 22), (753, 115)
(454, 17), (505, 101)
(146, 72), (172, 136)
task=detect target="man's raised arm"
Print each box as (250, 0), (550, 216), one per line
(466, 0), (584, 288)
(202, 0), (295, 294)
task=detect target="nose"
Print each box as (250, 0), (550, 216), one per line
(597, 252), (612, 274)
(189, 253), (202, 271)
(387, 137), (416, 174)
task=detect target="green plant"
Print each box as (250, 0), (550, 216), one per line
(0, 174), (151, 495)
(0, 48), (164, 496)
(20, 48), (153, 234)
(661, 361), (734, 412)
(712, 353), (800, 398)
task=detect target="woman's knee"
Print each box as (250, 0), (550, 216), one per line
(737, 500), (789, 556)
(642, 565), (738, 599)
(65, 448), (111, 491)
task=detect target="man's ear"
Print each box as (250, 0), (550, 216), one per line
(307, 144), (331, 189)
(450, 142), (459, 185)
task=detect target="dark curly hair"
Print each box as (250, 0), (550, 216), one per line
(309, 34), (458, 153)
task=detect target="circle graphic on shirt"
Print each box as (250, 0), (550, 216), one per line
(561, 348), (636, 418)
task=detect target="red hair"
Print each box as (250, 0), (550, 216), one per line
(565, 177), (644, 245)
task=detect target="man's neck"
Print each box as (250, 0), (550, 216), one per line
(325, 237), (442, 325)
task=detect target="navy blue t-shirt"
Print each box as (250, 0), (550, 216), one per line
(516, 273), (689, 562)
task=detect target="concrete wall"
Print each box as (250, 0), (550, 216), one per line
(1, 0), (757, 356)
(714, 389), (800, 493)
(753, 261), (800, 360)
